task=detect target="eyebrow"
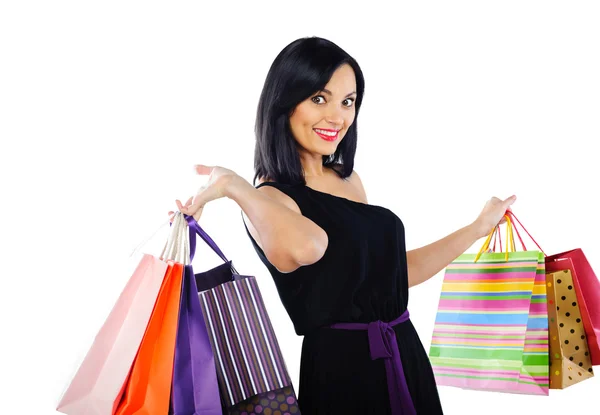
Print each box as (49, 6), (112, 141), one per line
(320, 88), (357, 98)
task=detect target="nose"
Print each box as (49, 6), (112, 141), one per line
(325, 106), (344, 127)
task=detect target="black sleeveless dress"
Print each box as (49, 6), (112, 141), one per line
(242, 182), (444, 415)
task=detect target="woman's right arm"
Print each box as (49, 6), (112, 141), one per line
(225, 175), (328, 273)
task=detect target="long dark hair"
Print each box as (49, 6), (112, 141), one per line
(253, 37), (365, 186)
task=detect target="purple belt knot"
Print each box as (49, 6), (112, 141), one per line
(329, 309), (416, 415)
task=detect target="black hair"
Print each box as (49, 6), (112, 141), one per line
(252, 36), (365, 186)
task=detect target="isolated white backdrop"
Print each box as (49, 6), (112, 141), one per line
(1, 1), (599, 414)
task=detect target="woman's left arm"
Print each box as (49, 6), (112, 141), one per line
(406, 195), (517, 288)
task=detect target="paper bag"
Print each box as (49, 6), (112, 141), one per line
(546, 269), (594, 389)
(56, 255), (169, 415)
(546, 249), (600, 365)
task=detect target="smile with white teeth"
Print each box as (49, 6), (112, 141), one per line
(314, 129), (338, 136)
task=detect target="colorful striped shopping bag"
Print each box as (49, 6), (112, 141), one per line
(429, 214), (549, 395)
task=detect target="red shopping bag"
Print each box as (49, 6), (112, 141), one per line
(546, 249), (600, 365)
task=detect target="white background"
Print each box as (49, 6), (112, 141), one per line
(1, 1), (599, 414)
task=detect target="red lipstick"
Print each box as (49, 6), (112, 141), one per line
(313, 128), (340, 142)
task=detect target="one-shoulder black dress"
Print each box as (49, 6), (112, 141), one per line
(242, 182), (444, 415)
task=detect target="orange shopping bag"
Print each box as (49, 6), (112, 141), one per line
(115, 213), (188, 414)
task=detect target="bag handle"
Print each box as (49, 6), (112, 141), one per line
(492, 224), (501, 253)
(475, 214), (515, 262)
(160, 212), (191, 265)
(475, 211), (547, 263)
(505, 211), (546, 256)
(160, 212), (181, 261)
(178, 214), (191, 265)
(185, 215), (239, 275)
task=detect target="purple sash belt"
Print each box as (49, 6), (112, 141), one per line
(329, 309), (416, 415)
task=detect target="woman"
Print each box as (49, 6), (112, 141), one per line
(174, 37), (515, 414)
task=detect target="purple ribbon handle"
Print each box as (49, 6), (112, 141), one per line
(185, 215), (238, 275)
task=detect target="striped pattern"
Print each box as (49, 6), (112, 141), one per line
(517, 253), (549, 395)
(199, 276), (292, 407)
(429, 251), (549, 395)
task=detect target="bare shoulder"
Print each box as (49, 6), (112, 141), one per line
(347, 169), (368, 203)
(254, 176), (301, 214)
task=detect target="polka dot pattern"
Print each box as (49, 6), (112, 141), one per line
(228, 386), (300, 415)
(546, 269), (594, 389)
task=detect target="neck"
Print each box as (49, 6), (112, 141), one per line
(300, 156), (327, 178)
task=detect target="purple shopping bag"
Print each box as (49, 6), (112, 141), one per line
(185, 216), (301, 414)
(169, 216), (224, 415)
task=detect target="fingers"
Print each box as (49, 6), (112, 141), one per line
(176, 198), (205, 216)
(174, 197), (194, 213)
(195, 164), (213, 176)
(503, 195), (517, 210)
(176, 199), (193, 214)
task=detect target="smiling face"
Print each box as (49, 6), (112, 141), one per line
(289, 64), (357, 158)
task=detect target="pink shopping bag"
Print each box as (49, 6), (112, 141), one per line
(56, 254), (169, 415)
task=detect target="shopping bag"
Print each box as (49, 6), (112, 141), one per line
(429, 214), (549, 395)
(56, 254), (169, 415)
(545, 249), (600, 365)
(170, 214), (222, 415)
(115, 261), (183, 414)
(185, 216), (301, 413)
(546, 268), (594, 389)
(506, 213), (600, 366)
(115, 211), (188, 414)
(228, 386), (301, 415)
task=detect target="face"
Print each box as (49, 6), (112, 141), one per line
(289, 64), (357, 157)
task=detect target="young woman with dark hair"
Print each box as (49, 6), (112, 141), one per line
(174, 36), (515, 414)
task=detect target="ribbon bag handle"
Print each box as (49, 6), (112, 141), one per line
(474, 210), (547, 263)
(185, 215), (239, 275)
(475, 214), (515, 262)
(505, 211), (546, 256)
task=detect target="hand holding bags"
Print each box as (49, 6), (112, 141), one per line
(431, 209), (600, 395)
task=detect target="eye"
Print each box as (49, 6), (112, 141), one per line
(311, 95), (326, 105)
(343, 98), (355, 107)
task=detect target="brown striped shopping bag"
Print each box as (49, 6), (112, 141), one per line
(187, 217), (301, 414)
